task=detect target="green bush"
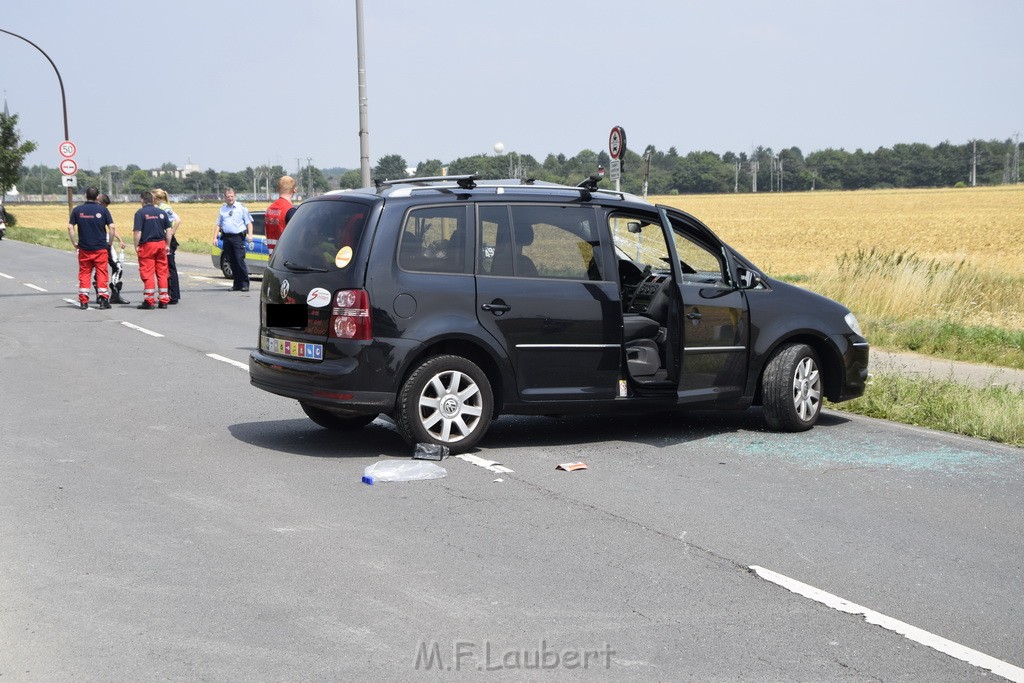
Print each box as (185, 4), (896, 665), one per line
(1, 209), (14, 227)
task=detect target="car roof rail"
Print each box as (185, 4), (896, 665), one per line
(380, 174), (480, 190)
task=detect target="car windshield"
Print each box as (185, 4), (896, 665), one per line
(271, 200), (370, 271)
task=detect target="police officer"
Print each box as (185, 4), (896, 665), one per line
(212, 187), (253, 291)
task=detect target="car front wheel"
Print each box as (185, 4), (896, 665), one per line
(762, 343), (822, 432)
(394, 355), (493, 453)
(300, 402), (378, 431)
(220, 254), (233, 279)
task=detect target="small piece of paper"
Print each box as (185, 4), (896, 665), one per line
(555, 462), (588, 472)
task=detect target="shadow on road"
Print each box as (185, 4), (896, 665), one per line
(227, 409), (852, 458)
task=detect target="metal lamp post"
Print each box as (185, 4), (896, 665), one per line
(0, 28), (73, 214)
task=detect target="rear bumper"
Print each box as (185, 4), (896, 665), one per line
(249, 350), (395, 414)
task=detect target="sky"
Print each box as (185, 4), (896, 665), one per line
(2, 1), (1022, 174)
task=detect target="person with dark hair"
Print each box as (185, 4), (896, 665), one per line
(96, 193), (130, 305)
(67, 186), (115, 309)
(212, 187), (253, 291)
(133, 190), (172, 309)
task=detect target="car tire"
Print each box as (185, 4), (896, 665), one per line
(300, 402), (377, 431)
(220, 254), (233, 279)
(394, 355), (493, 454)
(762, 343), (822, 432)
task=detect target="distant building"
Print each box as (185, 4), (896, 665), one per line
(150, 163), (202, 179)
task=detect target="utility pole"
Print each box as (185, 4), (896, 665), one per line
(970, 139), (978, 187)
(355, 0), (371, 187)
(734, 161), (739, 193)
(750, 159), (759, 193)
(307, 157), (313, 196)
(1013, 132), (1021, 184)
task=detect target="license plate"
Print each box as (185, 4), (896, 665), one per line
(261, 335), (323, 360)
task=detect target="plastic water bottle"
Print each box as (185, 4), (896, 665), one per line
(118, 246), (125, 264)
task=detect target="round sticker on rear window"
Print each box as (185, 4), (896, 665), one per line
(307, 287), (332, 308)
(335, 246), (353, 269)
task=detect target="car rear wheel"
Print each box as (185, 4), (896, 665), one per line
(762, 343), (822, 432)
(220, 254), (233, 279)
(300, 402), (377, 431)
(394, 355), (493, 454)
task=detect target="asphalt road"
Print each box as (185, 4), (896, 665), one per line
(1, 239), (1021, 681)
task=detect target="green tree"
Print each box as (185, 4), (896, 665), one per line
(372, 154), (409, 181)
(415, 159), (444, 177)
(0, 111), (38, 196)
(336, 169), (362, 190)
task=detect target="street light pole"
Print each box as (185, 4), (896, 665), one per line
(0, 29), (73, 214)
(355, 0), (371, 188)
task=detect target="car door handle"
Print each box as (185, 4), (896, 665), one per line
(481, 302), (511, 313)
(686, 311), (702, 320)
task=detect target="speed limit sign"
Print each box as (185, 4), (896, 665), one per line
(59, 140), (77, 158)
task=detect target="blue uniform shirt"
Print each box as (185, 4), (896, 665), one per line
(217, 202), (253, 234)
(134, 205), (171, 243)
(69, 201), (113, 251)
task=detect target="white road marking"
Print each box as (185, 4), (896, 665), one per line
(207, 353), (248, 370)
(120, 321), (164, 338)
(456, 454), (514, 474)
(63, 298), (80, 306)
(750, 565), (1024, 682)
(0, 272), (13, 279)
(24, 283), (47, 292)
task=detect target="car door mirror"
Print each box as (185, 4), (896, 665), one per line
(627, 221), (643, 234)
(737, 267), (763, 290)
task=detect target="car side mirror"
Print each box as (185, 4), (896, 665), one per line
(737, 267), (763, 290)
(627, 221), (643, 234)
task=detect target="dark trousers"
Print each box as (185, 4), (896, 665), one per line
(222, 232), (249, 289)
(167, 244), (180, 301)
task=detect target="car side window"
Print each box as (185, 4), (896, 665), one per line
(398, 206), (467, 274)
(497, 205), (602, 280)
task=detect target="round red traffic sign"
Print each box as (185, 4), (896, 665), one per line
(60, 158), (78, 175)
(59, 140), (77, 158)
(609, 126), (626, 160)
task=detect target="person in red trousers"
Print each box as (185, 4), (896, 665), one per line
(132, 190), (172, 309)
(67, 186), (116, 310)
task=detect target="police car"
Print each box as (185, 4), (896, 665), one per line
(211, 210), (269, 278)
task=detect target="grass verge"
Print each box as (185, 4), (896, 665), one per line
(830, 373), (1024, 447)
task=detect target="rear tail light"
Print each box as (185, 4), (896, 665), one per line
(329, 289), (372, 340)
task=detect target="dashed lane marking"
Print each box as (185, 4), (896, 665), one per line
(455, 454), (514, 474)
(120, 321), (164, 338)
(24, 283), (47, 292)
(206, 353), (248, 370)
(0, 272), (13, 279)
(750, 565), (1024, 682)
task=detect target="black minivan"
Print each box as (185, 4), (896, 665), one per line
(250, 176), (869, 453)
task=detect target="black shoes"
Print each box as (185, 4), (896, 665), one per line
(169, 299), (179, 305)
(79, 301), (88, 310)
(158, 302), (168, 309)
(110, 293), (131, 305)
(240, 287), (249, 292)
(137, 302), (155, 310)
(98, 298), (111, 310)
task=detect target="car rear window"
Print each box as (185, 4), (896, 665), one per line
(271, 200), (370, 271)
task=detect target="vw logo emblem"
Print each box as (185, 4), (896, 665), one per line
(280, 279), (290, 299)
